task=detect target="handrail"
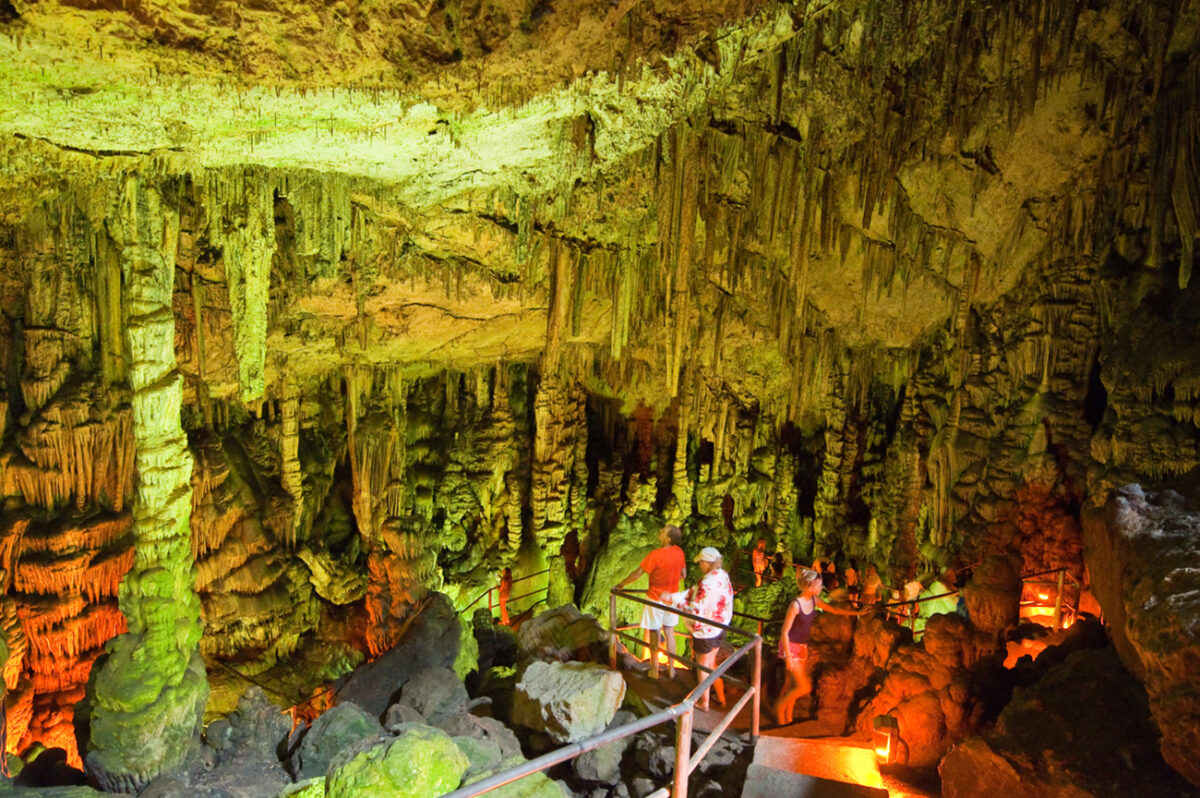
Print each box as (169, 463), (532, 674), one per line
(458, 568), (552, 617)
(440, 593), (761, 798)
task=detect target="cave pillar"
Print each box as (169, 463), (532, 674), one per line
(531, 241), (587, 606)
(84, 178), (206, 792)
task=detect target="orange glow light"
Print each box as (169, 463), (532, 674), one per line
(1037, 591), (1050, 601)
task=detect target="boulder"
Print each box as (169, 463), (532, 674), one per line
(325, 724), (469, 798)
(940, 647), (1196, 797)
(572, 710), (635, 784)
(960, 555), (1022, 635)
(516, 606), (611, 664)
(337, 593), (463, 719)
(939, 738), (1032, 798)
(511, 661), (626, 743)
(1082, 485), (1200, 786)
(295, 702), (383, 780)
(390, 666), (469, 727)
(205, 687), (291, 760)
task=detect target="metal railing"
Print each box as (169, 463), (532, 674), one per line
(441, 591), (761, 798)
(458, 568), (551, 622)
(608, 588), (762, 797)
(1020, 567), (1083, 629)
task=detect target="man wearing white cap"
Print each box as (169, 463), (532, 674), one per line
(663, 546), (733, 711)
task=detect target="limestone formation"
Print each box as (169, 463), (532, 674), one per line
(0, 0), (1197, 789)
(83, 180), (208, 792)
(511, 661), (626, 743)
(1082, 486), (1200, 786)
(324, 723), (469, 798)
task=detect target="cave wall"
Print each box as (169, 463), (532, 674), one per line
(0, 0), (1196, 779)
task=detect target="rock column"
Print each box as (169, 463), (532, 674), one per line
(84, 178), (207, 791)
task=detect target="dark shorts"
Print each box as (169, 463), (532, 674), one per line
(693, 632), (725, 655)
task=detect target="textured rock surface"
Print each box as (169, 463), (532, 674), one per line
(295, 701), (383, 781)
(940, 647), (1197, 798)
(83, 179), (208, 792)
(324, 723), (469, 798)
(1082, 486), (1200, 786)
(0, 0), (1197, 788)
(516, 605), (612, 664)
(511, 661), (626, 743)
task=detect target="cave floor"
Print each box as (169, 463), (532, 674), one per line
(622, 667), (939, 798)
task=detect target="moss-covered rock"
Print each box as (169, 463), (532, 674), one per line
(274, 779), (326, 798)
(296, 701), (383, 780)
(325, 724), (469, 798)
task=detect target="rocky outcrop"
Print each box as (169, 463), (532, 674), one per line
(511, 661), (626, 743)
(940, 647), (1196, 798)
(325, 723), (469, 798)
(1082, 486), (1200, 786)
(851, 614), (997, 767)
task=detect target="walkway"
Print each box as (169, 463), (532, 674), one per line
(622, 666), (937, 798)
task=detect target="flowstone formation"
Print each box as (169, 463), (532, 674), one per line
(82, 179), (208, 791)
(0, 0), (1197, 789)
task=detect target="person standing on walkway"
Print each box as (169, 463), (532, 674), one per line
(616, 524), (686, 677)
(664, 547), (734, 712)
(860, 561), (885, 606)
(751, 539), (769, 587)
(498, 567), (514, 626)
(775, 568), (867, 726)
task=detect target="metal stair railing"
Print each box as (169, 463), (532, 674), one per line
(441, 591), (762, 798)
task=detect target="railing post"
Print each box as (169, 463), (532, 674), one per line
(1054, 569), (1065, 628)
(609, 591), (618, 669)
(751, 636), (761, 743)
(650, 628), (660, 679)
(673, 707), (693, 798)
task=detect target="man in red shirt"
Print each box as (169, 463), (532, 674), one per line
(616, 524), (686, 677)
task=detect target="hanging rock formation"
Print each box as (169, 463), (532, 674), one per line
(0, 0), (1197, 787)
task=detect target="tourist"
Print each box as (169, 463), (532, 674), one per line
(663, 546), (733, 711)
(860, 561), (885, 605)
(843, 557), (860, 601)
(751, 539), (769, 586)
(498, 567), (513, 626)
(775, 568), (868, 725)
(615, 524), (686, 677)
(899, 566), (924, 623)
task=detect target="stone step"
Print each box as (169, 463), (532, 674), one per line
(752, 736), (883, 785)
(741, 763), (890, 798)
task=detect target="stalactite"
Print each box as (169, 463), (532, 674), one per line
(7, 399), (134, 512)
(202, 168), (277, 404)
(278, 376), (303, 547)
(669, 129), (699, 398)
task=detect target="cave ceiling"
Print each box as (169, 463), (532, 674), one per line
(3, 0), (1192, 415)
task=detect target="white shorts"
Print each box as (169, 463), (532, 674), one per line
(641, 603), (679, 631)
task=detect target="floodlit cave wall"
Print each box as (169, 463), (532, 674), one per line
(0, 0), (1197, 785)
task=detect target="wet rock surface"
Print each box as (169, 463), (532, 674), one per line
(1083, 486), (1200, 786)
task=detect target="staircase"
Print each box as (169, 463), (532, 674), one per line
(742, 736), (889, 798)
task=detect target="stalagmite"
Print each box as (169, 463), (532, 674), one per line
(84, 178), (207, 793)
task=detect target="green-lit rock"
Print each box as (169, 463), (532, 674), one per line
(455, 617), (480, 680)
(85, 648), (208, 792)
(274, 779), (326, 798)
(462, 757), (569, 798)
(325, 724), (469, 798)
(296, 701), (383, 780)
(511, 661), (626, 743)
(579, 512), (660, 622)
